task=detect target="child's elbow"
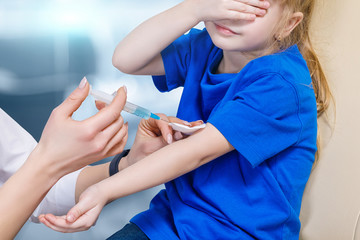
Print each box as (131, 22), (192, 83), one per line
(112, 54), (134, 74)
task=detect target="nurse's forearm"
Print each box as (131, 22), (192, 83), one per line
(100, 124), (233, 203)
(75, 162), (110, 203)
(0, 149), (58, 240)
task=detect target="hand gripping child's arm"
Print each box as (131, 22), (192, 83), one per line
(39, 122), (233, 233)
(112, 0), (269, 76)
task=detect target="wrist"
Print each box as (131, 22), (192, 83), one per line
(93, 181), (113, 205)
(26, 144), (62, 185)
(118, 155), (129, 172)
(181, 0), (203, 23)
(109, 149), (130, 176)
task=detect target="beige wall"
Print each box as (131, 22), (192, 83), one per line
(300, 0), (360, 239)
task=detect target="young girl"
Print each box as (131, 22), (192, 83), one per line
(41, 0), (332, 239)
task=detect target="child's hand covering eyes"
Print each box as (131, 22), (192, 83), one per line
(187, 0), (270, 22)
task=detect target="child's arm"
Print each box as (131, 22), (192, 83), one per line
(39, 122), (233, 232)
(105, 123), (233, 201)
(112, 0), (269, 75)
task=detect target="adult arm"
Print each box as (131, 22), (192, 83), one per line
(0, 78), (128, 239)
(39, 121), (233, 232)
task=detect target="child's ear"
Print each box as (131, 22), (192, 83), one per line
(282, 12), (304, 38)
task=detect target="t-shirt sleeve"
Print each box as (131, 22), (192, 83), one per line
(152, 29), (199, 92)
(208, 74), (303, 167)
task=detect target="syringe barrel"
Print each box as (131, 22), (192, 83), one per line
(124, 102), (151, 119)
(90, 87), (159, 120)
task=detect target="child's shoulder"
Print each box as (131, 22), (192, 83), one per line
(245, 45), (311, 84)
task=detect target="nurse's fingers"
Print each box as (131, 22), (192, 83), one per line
(102, 123), (129, 155)
(98, 113), (125, 142)
(40, 214), (76, 233)
(95, 100), (106, 110)
(93, 117), (128, 157)
(156, 114), (174, 143)
(41, 214), (89, 233)
(106, 134), (129, 158)
(85, 87), (127, 132)
(55, 77), (90, 119)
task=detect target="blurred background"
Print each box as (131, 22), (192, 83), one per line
(1, 0), (360, 239)
(0, 0), (182, 239)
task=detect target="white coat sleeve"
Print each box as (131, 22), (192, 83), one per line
(0, 108), (83, 223)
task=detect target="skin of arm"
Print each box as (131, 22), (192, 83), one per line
(105, 123), (234, 202)
(0, 79), (128, 239)
(72, 109), (186, 203)
(39, 122), (234, 233)
(0, 150), (58, 239)
(74, 114), (199, 202)
(39, 0), (270, 232)
(112, 0), (269, 75)
(75, 163), (110, 203)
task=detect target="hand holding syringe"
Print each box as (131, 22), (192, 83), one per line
(89, 87), (205, 135)
(90, 87), (162, 121)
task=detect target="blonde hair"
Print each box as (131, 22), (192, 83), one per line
(274, 0), (334, 162)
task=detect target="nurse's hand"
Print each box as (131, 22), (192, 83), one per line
(33, 77), (128, 179)
(122, 115), (204, 170)
(39, 184), (105, 233)
(39, 115), (204, 233)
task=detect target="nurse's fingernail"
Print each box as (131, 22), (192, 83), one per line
(79, 77), (87, 89)
(167, 134), (173, 144)
(67, 215), (74, 222)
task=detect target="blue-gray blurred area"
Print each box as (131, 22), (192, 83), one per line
(0, 0), (182, 239)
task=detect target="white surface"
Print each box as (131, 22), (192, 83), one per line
(169, 122), (206, 135)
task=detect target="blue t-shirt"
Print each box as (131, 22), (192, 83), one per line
(131, 29), (317, 240)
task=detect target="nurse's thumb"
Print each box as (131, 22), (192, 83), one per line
(65, 195), (91, 223)
(66, 205), (83, 223)
(58, 77), (89, 117)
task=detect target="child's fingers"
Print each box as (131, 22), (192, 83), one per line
(236, 0), (270, 9)
(189, 120), (204, 127)
(232, 1), (267, 16)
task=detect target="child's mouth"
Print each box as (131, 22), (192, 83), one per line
(214, 23), (237, 36)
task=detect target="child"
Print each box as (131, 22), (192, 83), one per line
(41, 0), (332, 239)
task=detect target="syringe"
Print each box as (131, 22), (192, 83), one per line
(89, 87), (161, 121)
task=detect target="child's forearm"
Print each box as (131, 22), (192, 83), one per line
(75, 162), (110, 202)
(98, 124), (234, 203)
(112, 1), (199, 75)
